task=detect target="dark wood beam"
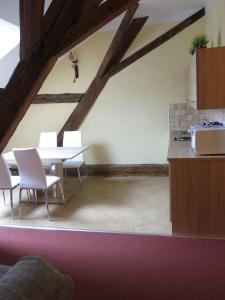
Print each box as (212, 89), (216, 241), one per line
(58, 76), (108, 145)
(56, 0), (139, 58)
(33, 93), (84, 104)
(1, 0), (86, 116)
(97, 4), (139, 77)
(81, 0), (104, 16)
(0, 90), (84, 104)
(19, 0), (44, 62)
(0, 59), (56, 149)
(42, 0), (67, 38)
(110, 7), (205, 76)
(104, 16), (148, 75)
(42, 0), (87, 58)
(0, 0), (139, 152)
(57, 11), (146, 145)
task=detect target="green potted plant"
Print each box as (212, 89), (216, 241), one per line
(189, 34), (209, 55)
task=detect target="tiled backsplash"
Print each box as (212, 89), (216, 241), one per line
(169, 103), (225, 131)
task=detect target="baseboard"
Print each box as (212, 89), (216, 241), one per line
(83, 164), (169, 177)
(11, 164), (169, 177)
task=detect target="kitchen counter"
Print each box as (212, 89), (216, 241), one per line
(168, 132), (225, 160)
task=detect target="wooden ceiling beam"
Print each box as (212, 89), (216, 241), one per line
(104, 16), (148, 76)
(97, 4), (139, 77)
(58, 76), (108, 145)
(110, 7), (205, 76)
(34, 93), (83, 104)
(55, 0), (139, 58)
(19, 0), (44, 62)
(1, 0), (87, 114)
(80, 0), (104, 16)
(42, 0), (67, 38)
(0, 0), (137, 152)
(57, 9), (145, 145)
(42, 0), (88, 57)
(0, 89), (84, 104)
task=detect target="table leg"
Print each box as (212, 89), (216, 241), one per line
(52, 162), (73, 203)
(52, 162), (64, 197)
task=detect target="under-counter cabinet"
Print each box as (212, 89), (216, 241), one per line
(186, 47), (225, 109)
(168, 136), (225, 238)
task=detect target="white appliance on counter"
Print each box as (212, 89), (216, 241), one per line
(190, 125), (225, 155)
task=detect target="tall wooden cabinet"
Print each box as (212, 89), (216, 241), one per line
(186, 47), (225, 109)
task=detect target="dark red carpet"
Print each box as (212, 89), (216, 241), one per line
(0, 226), (225, 300)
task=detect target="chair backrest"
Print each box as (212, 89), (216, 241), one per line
(39, 132), (57, 148)
(0, 155), (13, 188)
(13, 148), (47, 189)
(63, 131), (83, 162)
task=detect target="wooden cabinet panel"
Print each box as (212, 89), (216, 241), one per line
(197, 47), (225, 109)
(186, 47), (225, 109)
(170, 159), (225, 238)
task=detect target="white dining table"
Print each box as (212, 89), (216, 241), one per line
(3, 146), (89, 202)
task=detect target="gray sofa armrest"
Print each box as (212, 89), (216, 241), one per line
(0, 256), (73, 300)
(0, 266), (11, 279)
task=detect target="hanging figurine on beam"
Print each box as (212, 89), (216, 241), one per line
(69, 51), (79, 83)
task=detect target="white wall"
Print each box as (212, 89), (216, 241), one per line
(6, 19), (205, 164)
(206, 0), (225, 47)
(0, 45), (19, 87)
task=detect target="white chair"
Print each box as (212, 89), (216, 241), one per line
(0, 155), (20, 219)
(63, 131), (88, 191)
(39, 132), (57, 173)
(13, 148), (65, 221)
(39, 132), (57, 148)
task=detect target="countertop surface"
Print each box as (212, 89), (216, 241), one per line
(168, 132), (225, 160)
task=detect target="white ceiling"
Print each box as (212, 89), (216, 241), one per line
(0, 0), (209, 29)
(103, 0), (208, 31)
(137, 0), (208, 23)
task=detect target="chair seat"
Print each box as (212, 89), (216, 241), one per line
(46, 176), (60, 188)
(0, 176), (20, 189)
(63, 159), (84, 168)
(20, 176), (60, 189)
(11, 176), (20, 188)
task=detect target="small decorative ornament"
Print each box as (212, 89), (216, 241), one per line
(69, 51), (79, 83)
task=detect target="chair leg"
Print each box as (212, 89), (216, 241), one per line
(18, 188), (22, 219)
(84, 162), (88, 178)
(2, 190), (6, 206)
(44, 189), (51, 221)
(26, 190), (29, 206)
(9, 190), (14, 219)
(77, 167), (83, 192)
(19, 189), (22, 206)
(50, 164), (55, 175)
(58, 182), (65, 204)
(32, 189), (38, 204)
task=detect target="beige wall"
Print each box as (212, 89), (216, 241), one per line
(206, 0), (225, 47)
(6, 18), (205, 164)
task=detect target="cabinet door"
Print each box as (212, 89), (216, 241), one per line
(186, 53), (197, 109)
(197, 47), (225, 109)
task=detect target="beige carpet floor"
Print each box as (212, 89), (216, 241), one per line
(0, 176), (172, 235)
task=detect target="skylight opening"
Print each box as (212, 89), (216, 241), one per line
(0, 18), (20, 60)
